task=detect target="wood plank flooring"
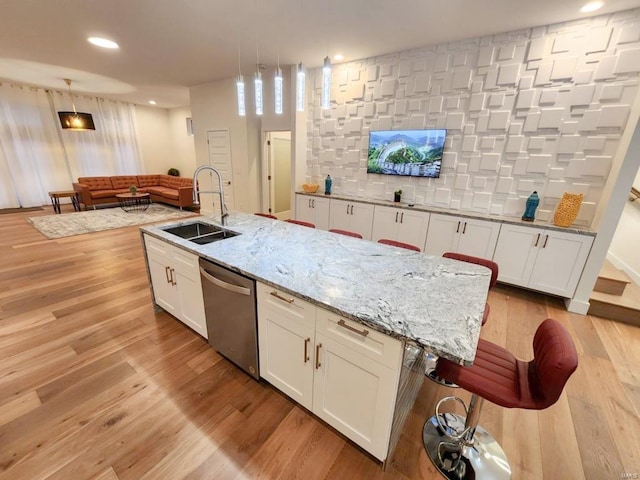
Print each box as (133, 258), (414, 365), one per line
(1, 208), (639, 480)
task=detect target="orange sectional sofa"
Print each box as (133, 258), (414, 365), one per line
(72, 175), (196, 210)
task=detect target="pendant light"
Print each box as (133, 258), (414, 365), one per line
(321, 56), (331, 109)
(58, 79), (95, 131)
(274, 67), (283, 115)
(296, 63), (306, 112)
(254, 38), (263, 116)
(236, 34), (246, 117)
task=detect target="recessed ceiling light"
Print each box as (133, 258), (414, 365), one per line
(148, 100), (157, 105)
(580, 1), (604, 13)
(334, 54), (344, 61)
(87, 37), (119, 49)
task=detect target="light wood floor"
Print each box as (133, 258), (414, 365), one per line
(1, 207), (639, 480)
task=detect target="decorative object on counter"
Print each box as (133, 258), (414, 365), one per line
(302, 183), (319, 193)
(521, 191), (539, 222)
(553, 192), (583, 227)
(129, 185), (138, 195)
(394, 189), (402, 203)
(167, 168), (180, 176)
(324, 175), (332, 195)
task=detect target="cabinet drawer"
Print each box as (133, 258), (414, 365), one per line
(171, 246), (200, 276)
(144, 234), (171, 257)
(257, 283), (316, 330)
(316, 312), (402, 369)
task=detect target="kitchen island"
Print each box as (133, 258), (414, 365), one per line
(140, 212), (491, 462)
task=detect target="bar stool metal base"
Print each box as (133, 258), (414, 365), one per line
(425, 353), (459, 388)
(423, 413), (511, 480)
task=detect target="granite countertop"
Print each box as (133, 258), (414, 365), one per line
(296, 191), (597, 236)
(141, 213), (492, 366)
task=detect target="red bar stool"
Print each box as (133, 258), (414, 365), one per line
(423, 318), (578, 480)
(284, 219), (316, 228)
(254, 212), (278, 219)
(329, 229), (363, 239)
(377, 238), (421, 251)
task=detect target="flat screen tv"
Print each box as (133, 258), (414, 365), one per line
(367, 129), (446, 178)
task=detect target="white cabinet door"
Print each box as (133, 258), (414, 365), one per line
(371, 206), (399, 242)
(423, 214), (462, 256)
(312, 333), (399, 461)
(528, 230), (593, 297)
(492, 224), (540, 287)
(312, 196), (331, 230)
(329, 199), (352, 232)
(258, 305), (315, 410)
(147, 252), (180, 317)
(296, 195), (314, 225)
(349, 202), (375, 240)
(396, 209), (430, 250)
(456, 218), (501, 259)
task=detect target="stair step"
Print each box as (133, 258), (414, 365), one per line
(594, 260), (632, 296)
(589, 281), (640, 327)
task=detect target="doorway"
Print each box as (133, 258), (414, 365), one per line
(201, 129), (234, 215)
(262, 131), (292, 219)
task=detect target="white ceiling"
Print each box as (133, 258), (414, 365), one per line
(1, 0), (639, 109)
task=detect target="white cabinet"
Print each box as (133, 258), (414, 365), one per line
(493, 224), (594, 297)
(295, 194), (330, 230)
(424, 213), (501, 259)
(144, 235), (207, 338)
(371, 205), (430, 249)
(256, 283), (402, 461)
(329, 199), (375, 240)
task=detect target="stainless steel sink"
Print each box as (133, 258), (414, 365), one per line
(161, 221), (240, 244)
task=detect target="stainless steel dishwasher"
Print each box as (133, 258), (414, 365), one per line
(199, 258), (259, 380)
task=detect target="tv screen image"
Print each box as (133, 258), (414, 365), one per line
(367, 129), (446, 178)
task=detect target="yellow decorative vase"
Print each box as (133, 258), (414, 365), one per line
(553, 193), (583, 227)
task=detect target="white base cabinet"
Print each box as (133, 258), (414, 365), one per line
(424, 213), (501, 258)
(257, 283), (402, 461)
(371, 205), (430, 250)
(329, 199), (375, 240)
(144, 235), (207, 338)
(493, 224), (594, 297)
(295, 195), (330, 230)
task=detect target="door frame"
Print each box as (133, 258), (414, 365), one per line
(261, 130), (292, 219)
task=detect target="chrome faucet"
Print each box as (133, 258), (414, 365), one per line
(192, 165), (229, 226)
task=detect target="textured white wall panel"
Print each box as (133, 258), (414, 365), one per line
(307, 9), (640, 226)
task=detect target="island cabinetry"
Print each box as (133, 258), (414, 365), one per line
(257, 283), (403, 461)
(371, 205), (430, 250)
(295, 195), (330, 230)
(493, 224), (594, 297)
(143, 235), (207, 338)
(329, 199), (375, 240)
(424, 213), (501, 258)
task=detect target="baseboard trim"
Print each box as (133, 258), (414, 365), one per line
(565, 297), (590, 315)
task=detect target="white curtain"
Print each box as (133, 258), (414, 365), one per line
(0, 82), (144, 209)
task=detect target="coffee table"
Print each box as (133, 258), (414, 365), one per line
(116, 192), (151, 212)
(49, 190), (81, 214)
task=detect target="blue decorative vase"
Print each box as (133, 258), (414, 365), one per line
(324, 175), (332, 195)
(522, 191), (539, 222)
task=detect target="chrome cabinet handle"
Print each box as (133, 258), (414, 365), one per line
(304, 338), (310, 363)
(308, 199), (311, 208)
(462, 222), (467, 234)
(400, 212), (404, 223)
(165, 266), (171, 284)
(542, 235), (549, 248)
(346, 204), (350, 214)
(337, 319), (369, 337)
(395, 212), (399, 223)
(350, 205), (354, 215)
(270, 290), (294, 304)
(312, 199), (315, 208)
(171, 268), (177, 286)
(315, 343), (322, 369)
(456, 221), (460, 233)
(534, 233), (541, 247)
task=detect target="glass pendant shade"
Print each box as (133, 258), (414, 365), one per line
(296, 63), (306, 112)
(58, 112), (95, 131)
(254, 72), (263, 116)
(321, 56), (331, 109)
(274, 67), (283, 115)
(236, 75), (246, 117)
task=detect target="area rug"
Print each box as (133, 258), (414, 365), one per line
(27, 204), (198, 239)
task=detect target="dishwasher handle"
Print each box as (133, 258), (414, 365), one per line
(199, 267), (251, 296)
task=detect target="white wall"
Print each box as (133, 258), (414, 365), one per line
(135, 105), (173, 174)
(306, 8), (640, 229)
(168, 106), (197, 177)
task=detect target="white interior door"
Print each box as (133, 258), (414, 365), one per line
(262, 131), (292, 219)
(205, 129), (234, 214)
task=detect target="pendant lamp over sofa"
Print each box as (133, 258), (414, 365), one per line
(58, 79), (95, 131)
